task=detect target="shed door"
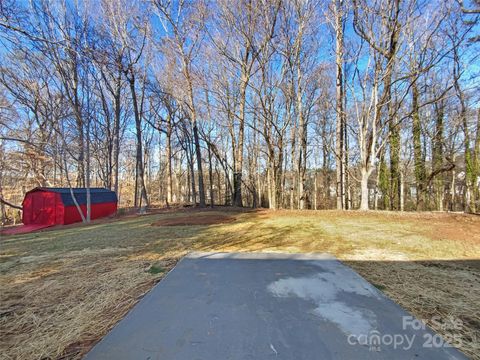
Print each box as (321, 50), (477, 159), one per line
(30, 192), (57, 225)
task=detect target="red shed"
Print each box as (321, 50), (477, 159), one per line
(22, 187), (117, 227)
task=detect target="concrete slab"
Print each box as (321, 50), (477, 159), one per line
(85, 252), (467, 360)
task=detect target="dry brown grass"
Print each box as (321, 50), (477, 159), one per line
(1, 208), (479, 359)
(0, 248), (160, 360)
(346, 260), (480, 358)
(151, 213), (235, 226)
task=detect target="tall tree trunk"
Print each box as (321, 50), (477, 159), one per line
(411, 82), (426, 210)
(472, 108), (480, 211)
(216, 161), (222, 205)
(113, 70), (122, 198)
(128, 74), (148, 213)
(433, 101), (445, 211)
(85, 78), (91, 222)
(343, 106), (349, 209)
(323, 154), (330, 208)
(457, 84), (474, 213)
(383, 0), (401, 210)
(450, 154), (456, 211)
(289, 114), (296, 209)
(252, 115), (259, 208)
(297, 91), (307, 210)
(85, 132), (91, 222)
(296, 49), (307, 209)
(267, 167), (273, 209)
(183, 55), (205, 207)
(186, 142), (196, 205)
(233, 69), (249, 207)
(208, 144), (214, 208)
(359, 167), (372, 210)
(400, 169), (404, 211)
(166, 117), (173, 206)
(192, 122), (205, 207)
(374, 159), (381, 210)
(334, 0), (345, 210)
(224, 156), (232, 205)
(388, 108), (400, 210)
(463, 112), (476, 213)
(75, 118), (85, 187)
(452, 42), (475, 213)
(378, 151), (389, 210)
(72, 67), (85, 188)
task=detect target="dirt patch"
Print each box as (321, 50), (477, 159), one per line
(427, 219), (480, 246)
(152, 214), (236, 226)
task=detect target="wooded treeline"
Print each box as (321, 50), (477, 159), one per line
(0, 0), (479, 223)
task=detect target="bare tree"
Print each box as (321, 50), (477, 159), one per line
(154, 0), (208, 207)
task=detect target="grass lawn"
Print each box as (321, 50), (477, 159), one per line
(1, 208), (479, 359)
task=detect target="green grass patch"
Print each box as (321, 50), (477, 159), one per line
(147, 264), (165, 274)
(372, 283), (387, 291)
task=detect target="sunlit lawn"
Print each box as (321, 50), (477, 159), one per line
(1, 208), (479, 359)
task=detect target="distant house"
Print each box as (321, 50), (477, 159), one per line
(22, 187), (117, 227)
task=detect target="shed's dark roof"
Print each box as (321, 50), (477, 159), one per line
(29, 187), (117, 206)
(36, 187), (112, 194)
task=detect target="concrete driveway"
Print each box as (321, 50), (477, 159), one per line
(85, 252), (467, 360)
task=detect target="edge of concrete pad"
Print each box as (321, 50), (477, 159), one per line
(86, 251), (470, 360)
(186, 251), (337, 261)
